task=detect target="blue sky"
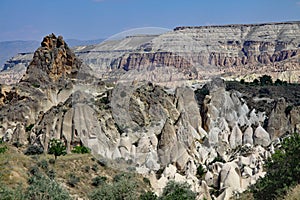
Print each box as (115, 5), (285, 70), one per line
(0, 0), (299, 41)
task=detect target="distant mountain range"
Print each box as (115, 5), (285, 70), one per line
(0, 38), (103, 70)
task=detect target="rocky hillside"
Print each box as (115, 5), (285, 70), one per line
(1, 21), (299, 85)
(1, 33), (300, 199)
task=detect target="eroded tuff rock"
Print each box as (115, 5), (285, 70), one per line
(22, 34), (83, 85)
(2, 21), (300, 85)
(2, 33), (300, 199)
(0, 34), (91, 144)
(22, 77), (296, 199)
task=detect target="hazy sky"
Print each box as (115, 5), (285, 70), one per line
(0, 0), (300, 41)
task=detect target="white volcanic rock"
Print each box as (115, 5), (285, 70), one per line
(229, 123), (243, 149)
(220, 162), (242, 191)
(175, 87), (202, 131)
(243, 126), (254, 145)
(254, 125), (271, 147)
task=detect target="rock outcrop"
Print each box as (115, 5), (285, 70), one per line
(21, 33), (83, 85)
(1, 29), (300, 199)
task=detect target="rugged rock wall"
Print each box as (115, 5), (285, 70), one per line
(1, 21), (299, 85)
(22, 33), (83, 85)
(120, 22), (299, 69)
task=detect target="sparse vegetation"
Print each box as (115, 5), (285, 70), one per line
(92, 164), (99, 172)
(72, 145), (91, 154)
(49, 158), (56, 164)
(67, 173), (80, 187)
(140, 191), (158, 200)
(196, 164), (206, 178)
(31, 83), (40, 88)
(47, 169), (56, 180)
(37, 159), (48, 170)
(91, 176), (107, 187)
(0, 145), (7, 154)
(0, 184), (25, 200)
(209, 155), (226, 165)
(285, 105), (293, 116)
(160, 181), (196, 200)
(89, 172), (141, 200)
(25, 124), (34, 132)
(26, 173), (72, 200)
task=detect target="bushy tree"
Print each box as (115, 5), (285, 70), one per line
(160, 181), (196, 200)
(259, 75), (273, 85)
(251, 133), (300, 200)
(48, 138), (66, 160)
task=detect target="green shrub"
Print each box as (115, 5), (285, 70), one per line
(209, 155), (225, 165)
(258, 88), (270, 97)
(285, 105), (293, 116)
(24, 145), (43, 155)
(251, 133), (300, 200)
(97, 158), (107, 167)
(29, 165), (40, 176)
(113, 173), (133, 182)
(140, 191), (158, 200)
(84, 165), (90, 172)
(31, 83), (40, 88)
(49, 158), (56, 165)
(196, 165), (206, 178)
(72, 145), (91, 154)
(38, 159), (48, 170)
(143, 177), (151, 186)
(25, 124), (34, 132)
(91, 176), (107, 187)
(25, 174), (71, 200)
(92, 164), (98, 172)
(0, 145), (7, 154)
(67, 173), (80, 187)
(0, 184), (25, 200)
(160, 181), (196, 200)
(89, 173), (140, 200)
(47, 169), (56, 180)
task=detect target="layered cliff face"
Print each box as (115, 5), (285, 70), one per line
(1, 21), (299, 85)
